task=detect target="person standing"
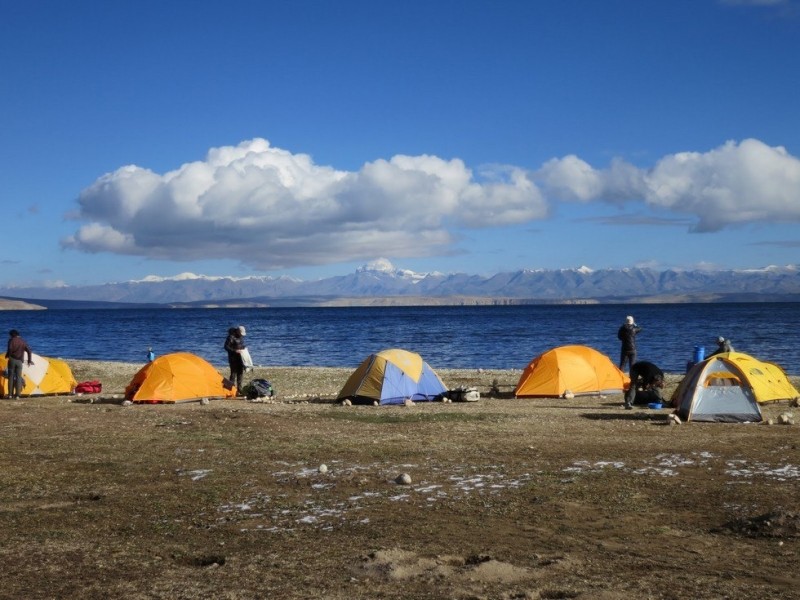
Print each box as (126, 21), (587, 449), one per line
(224, 327), (245, 394)
(617, 316), (641, 373)
(709, 336), (734, 356)
(6, 329), (33, 399)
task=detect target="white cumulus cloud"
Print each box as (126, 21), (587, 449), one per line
(536, 138), (800, 232)
(64, 137), (800, 270)
(63, 139), (546, 269)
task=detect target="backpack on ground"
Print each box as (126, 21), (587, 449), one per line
(243, 378), (275, 400)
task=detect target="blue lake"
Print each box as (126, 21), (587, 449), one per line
(3, 303), (798, 374)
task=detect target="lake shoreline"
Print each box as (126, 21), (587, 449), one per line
(64, 359), (737, 403)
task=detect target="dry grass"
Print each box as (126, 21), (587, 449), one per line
(1, 362), (799, 599)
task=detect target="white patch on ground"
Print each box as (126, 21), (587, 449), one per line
(221, 454), (799, 533)
(223, 462), (534, 533)
(725, 460), (800, 481)
(415, 484), (443, 493)
(449, 472), (531, 494)
(632, 467), (678, 476)
(562, 452), (799, 484)
(563, 460), (625, 473)
(176, 468), (213, 481)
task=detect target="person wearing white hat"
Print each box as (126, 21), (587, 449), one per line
(617, 316), (641, 373)
(710, 336), (734, 356)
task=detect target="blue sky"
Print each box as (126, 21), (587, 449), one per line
(1, 0), (799, 289)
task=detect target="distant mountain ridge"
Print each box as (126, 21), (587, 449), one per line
(2, 262), (799, 307)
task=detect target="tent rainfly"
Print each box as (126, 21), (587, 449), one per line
(337, 348), (447, 405)
(514, 345), (629, 398)
(125, 352), (236, 403)
(704, 352), (799, 404)
(670, 354), (764, 423)
(0, 352), (77, 396)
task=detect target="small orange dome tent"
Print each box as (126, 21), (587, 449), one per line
(515, 345), (629, 398)
(125, 352), (236, 403)
(0, 352), (77, 396)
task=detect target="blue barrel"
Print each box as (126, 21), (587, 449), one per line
(693, 346), (705, 363)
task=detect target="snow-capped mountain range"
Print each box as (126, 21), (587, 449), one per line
(2, 260), (800, 307)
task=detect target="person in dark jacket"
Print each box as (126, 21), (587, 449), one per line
(617, 316), (641, 373)
(6, 329), (33, 399)
(624, 360), (664, 409)
(224, 327), (245, 394)
(709, 336), (734, 356)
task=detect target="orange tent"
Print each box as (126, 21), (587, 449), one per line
(125, 352), (236, 403)
(515, 345), (629, 398)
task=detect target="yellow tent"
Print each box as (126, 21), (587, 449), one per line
(337, 348), (447, 405)
(515, 345), (629, 398)
(675, 352), (798, 405)
(0, 352), (77, 396)
(125, 352), (236, 403)
(670, 354), (762, 422)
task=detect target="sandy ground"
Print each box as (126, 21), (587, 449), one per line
(1, 361), (799, 599)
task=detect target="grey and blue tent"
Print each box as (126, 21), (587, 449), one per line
(671, 355), (762, 423)
(337, 348), (447, 405)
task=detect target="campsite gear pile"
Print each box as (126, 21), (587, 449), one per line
(243, 378), (275, 400)
(75, 380), (102, 394)
(445, 386), (480, 402)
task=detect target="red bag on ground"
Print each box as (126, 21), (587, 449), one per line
(75, 380), (102, 394)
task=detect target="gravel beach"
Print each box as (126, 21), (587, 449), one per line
(2, 360), (798, 599)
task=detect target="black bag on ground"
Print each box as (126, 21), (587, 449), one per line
(244, 378), (275, 400)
